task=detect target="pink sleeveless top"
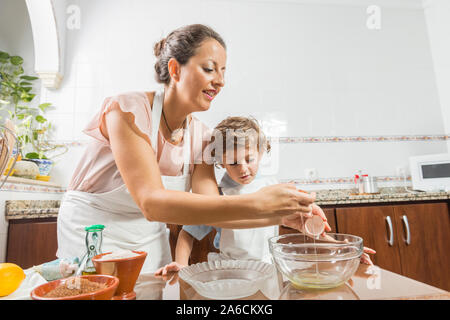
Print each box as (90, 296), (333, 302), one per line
(68, 91), (212, 193)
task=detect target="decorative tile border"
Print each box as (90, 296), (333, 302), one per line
(5, 133), (447, 194)
(54, 134), (450, 147)
(281, 175), (411, 185)
(48, 140), (88, 147)
(1, 182), (66, 193)
(1, 176), (410, 193)
(274, 134), (450, 144)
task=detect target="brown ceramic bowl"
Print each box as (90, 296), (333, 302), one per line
(92, 250), (147, 300)
(30, 275), (119, 300)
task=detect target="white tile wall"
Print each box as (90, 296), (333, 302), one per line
(73, 113), (91, 140)
(46, 113), (75, 142)
(30, 0), (448, 188)
(277, 140), (448, 181)
(73, 87), (103, 115)
(0, 202), (8, 236)
(50, 144), (88, 188)
(59, 63), (78, 88)
(41, 87), (75, 113)
(424, 0), (450, 151)
(75, 63), (102, 88)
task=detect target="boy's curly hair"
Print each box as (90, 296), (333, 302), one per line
(210, 116), (271, 164)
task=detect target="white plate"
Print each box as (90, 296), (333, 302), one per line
(179, 260), (274, 300)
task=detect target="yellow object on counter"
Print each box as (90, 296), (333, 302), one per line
(36, 175), (51, 182)
(3, 169), (16, 176)
(2, 154), (21, 176)
(0, 263), (26, 297)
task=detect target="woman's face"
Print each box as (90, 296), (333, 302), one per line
(176, 38), (227, 112)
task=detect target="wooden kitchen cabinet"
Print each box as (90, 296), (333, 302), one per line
(336, 202), (450, 291)
(335, 205), (403, 274)
(6, 218), (58, 269)
(392, 203), (450, 291)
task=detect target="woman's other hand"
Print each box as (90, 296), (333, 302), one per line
(311, 203), (332, 232)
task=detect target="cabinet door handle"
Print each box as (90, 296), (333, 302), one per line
(402, 215), (411, 245)
(385, 215), (394, 246)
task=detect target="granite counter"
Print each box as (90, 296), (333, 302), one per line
(4, 188), (449, 220)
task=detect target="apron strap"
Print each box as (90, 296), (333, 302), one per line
(151, 88), (191, 176)
(150, 89), (164, 153)
(182, 119), (191, 176)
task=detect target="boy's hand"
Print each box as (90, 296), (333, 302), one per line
(154, 262), (186, 285)
(361, 247), (376, 265)
(314, 236), (377, 265)
(154, 261), (186, 275)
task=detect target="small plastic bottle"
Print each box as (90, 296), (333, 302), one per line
(33, 257), (79, 281)
(78, 224), (105, 275)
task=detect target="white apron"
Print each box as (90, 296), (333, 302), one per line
(57, 89), (191, 273)
(217, 175), (279, 264)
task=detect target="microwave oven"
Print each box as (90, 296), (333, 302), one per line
(409, 153), (450, 192)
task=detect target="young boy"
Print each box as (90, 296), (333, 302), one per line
(155, 117), (373, 276)
(156, 117), (288, 275)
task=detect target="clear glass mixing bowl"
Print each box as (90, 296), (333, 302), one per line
(269, 233), (363, 290)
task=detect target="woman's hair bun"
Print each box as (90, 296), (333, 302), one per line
(153, 38), (166, 57)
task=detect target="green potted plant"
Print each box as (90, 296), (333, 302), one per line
(0, 50), (67, 177)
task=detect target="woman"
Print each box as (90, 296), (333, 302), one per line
(56, 24), (343, 273)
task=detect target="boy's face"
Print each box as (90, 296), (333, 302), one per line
(222, 146), (261, 185)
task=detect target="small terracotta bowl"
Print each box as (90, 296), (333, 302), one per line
(31, 275), (119, 300)
(92, 250), (147, 300)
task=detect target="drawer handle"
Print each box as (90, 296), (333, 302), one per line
(402, 215), (411, 245)
(385, 216), (394, 246)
